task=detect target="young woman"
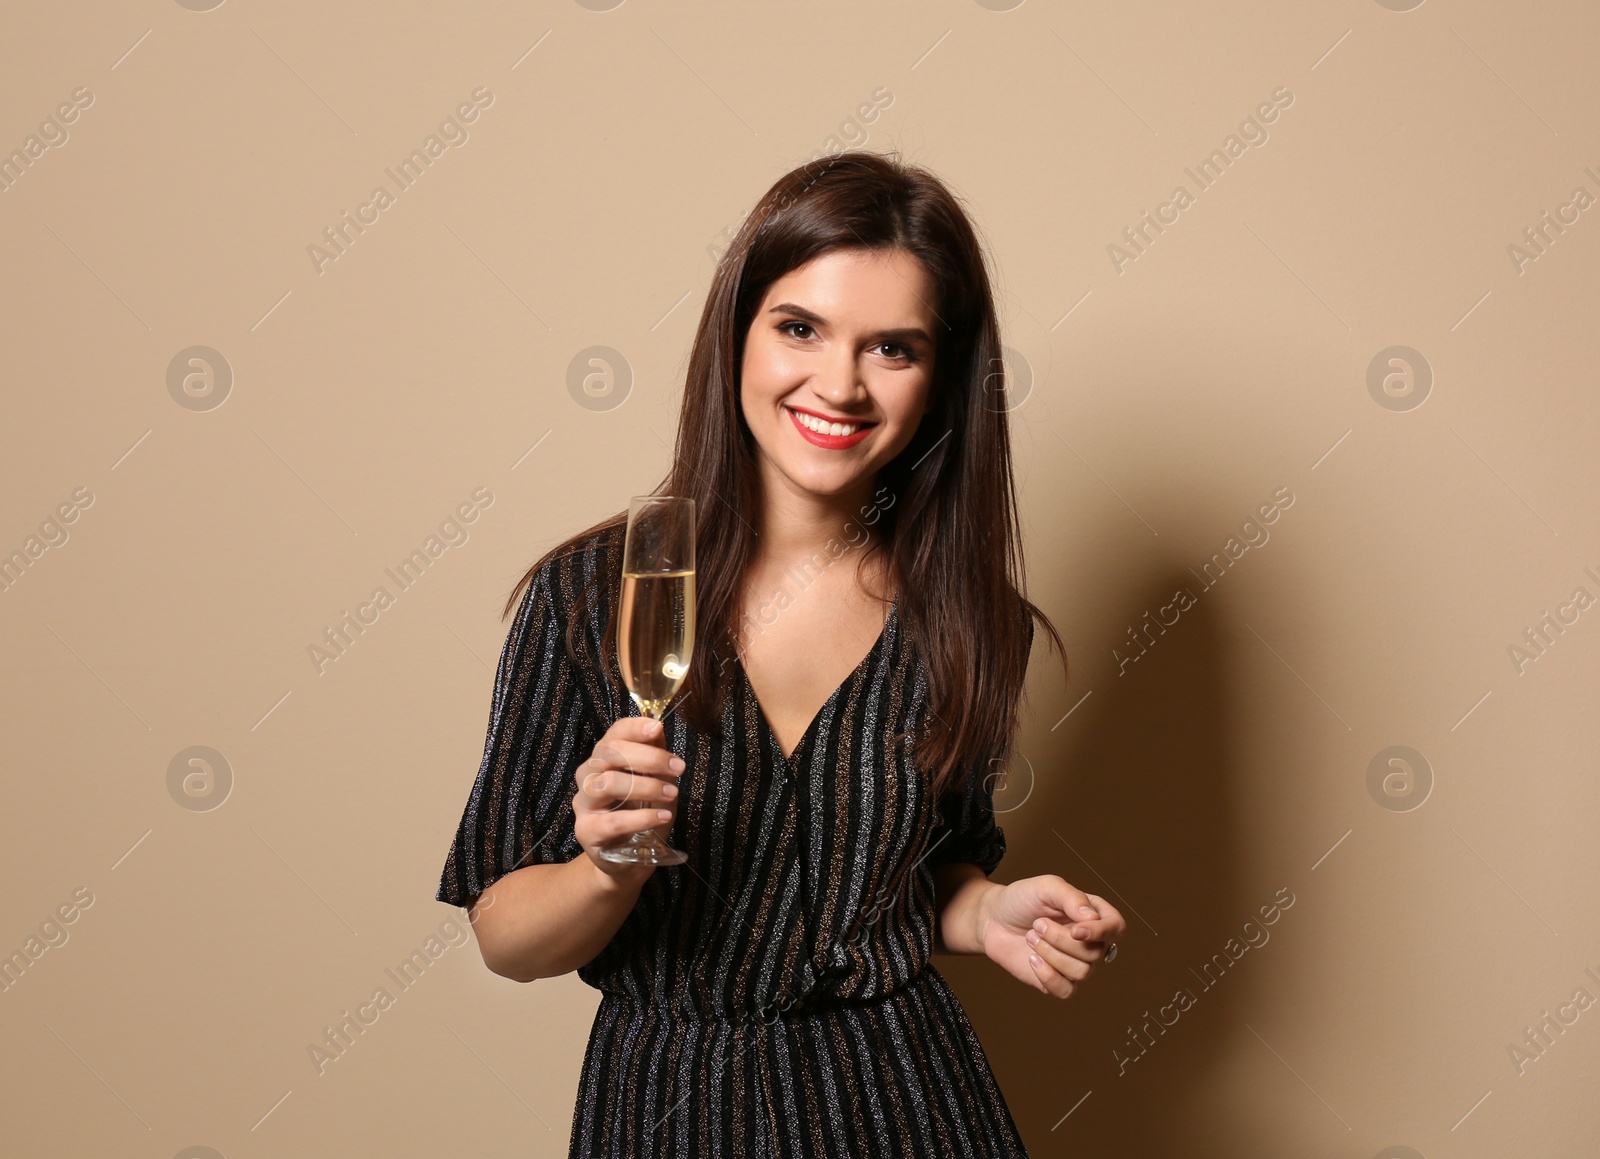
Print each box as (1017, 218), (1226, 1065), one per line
(437, 150), (1126, 1158)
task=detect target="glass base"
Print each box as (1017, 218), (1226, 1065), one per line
(593, 834), (688, 866)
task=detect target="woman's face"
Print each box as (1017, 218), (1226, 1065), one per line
(740, 246), (938, 504)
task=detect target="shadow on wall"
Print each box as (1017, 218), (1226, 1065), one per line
(939, 562), (1285, 1159)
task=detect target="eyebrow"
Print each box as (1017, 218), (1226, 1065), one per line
(767, 302), (933, 346)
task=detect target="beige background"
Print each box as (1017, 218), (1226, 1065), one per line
(2, 0), (1597, 1155)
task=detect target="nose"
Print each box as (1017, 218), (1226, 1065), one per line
(813, 348), (869, 409)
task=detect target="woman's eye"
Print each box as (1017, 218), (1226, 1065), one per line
(776, 323), (914, 363)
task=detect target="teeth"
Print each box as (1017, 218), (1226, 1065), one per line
(791, 408), (861, 436)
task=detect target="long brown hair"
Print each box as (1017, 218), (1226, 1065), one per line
(507, 149), (1066, 797)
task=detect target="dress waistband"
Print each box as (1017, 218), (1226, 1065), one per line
(596, 965), (934, 1026)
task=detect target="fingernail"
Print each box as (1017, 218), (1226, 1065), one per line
(1079, 905), (1095, 916)
(670, 757), (686, 772)
(1026, 930), (1039, 946)
(1073, 926), (1089, 939)
(1034, 918), (1048, 934)
(662, 784), (678, 798)
(656, 809), (672, 820)
(1029, 953), (1042, 967)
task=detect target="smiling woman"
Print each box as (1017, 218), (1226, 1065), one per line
(743, 248), (935, 462)
(436, 150), (1127, 1158)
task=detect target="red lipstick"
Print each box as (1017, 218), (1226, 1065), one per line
(785, 405), (876, 450)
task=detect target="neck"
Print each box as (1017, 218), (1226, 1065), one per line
(752, 470), (881, 572)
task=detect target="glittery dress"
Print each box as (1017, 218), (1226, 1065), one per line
(437, 527), (1030, 1157)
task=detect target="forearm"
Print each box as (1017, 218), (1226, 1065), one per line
(932, 862), (1002, 955)
(468, 854), (644, 982)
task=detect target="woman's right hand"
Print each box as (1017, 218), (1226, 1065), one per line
(572, 716), (684, 884)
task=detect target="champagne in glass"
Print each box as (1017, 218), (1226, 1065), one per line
(595, 495), (694, 866)
(619, 570), (696, 717)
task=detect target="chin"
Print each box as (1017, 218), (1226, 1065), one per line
(780, 464), (867, 498)
(794, 477), (859, 499)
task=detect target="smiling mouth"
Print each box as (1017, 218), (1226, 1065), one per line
(784, 405), (877, 437)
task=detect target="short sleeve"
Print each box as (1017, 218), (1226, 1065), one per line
(925, 758), (1007, 877)
(436, 561), (601, 909)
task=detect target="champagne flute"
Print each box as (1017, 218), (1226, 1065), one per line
(594, 495), (694, 866)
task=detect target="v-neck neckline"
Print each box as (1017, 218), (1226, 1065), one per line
(735, 598), (898, 768)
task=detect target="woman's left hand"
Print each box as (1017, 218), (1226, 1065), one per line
(979, 875), (1126, 998)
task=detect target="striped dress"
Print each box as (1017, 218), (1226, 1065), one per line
(437, 527), (1031, 1157)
